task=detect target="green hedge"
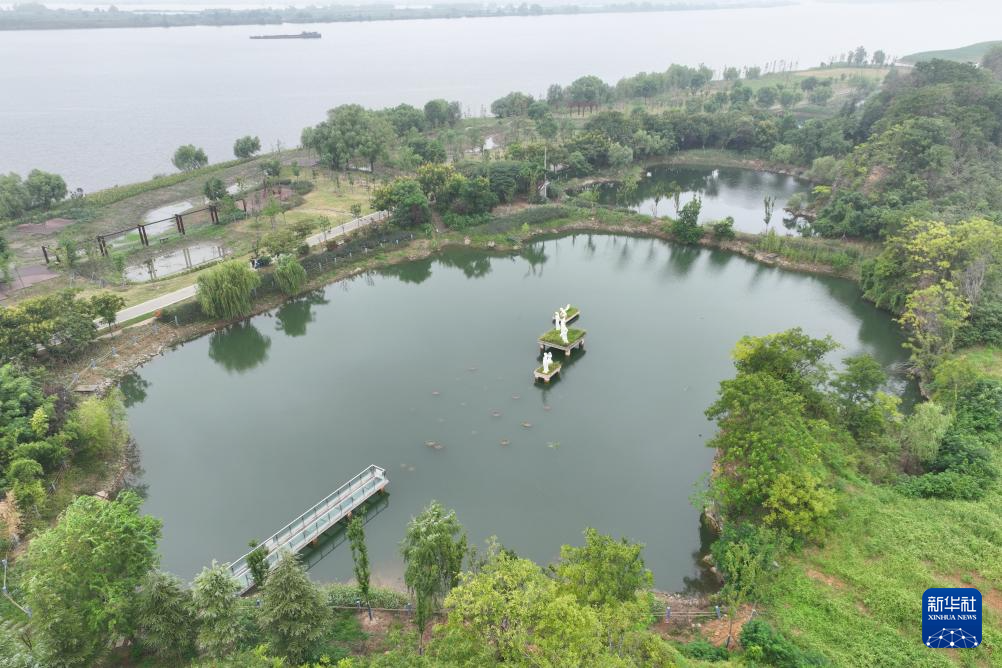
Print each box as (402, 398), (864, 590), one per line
(323, 583), (409, 609)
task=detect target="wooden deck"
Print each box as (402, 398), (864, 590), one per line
(229, 464), (388, 593)
(533, 363), (562, 383)
(538, 333), (586, 356)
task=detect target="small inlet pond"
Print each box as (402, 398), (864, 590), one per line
(596, 165), (808, 234)
(125, 233), (908, 591)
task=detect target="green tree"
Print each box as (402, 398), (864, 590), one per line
(258, 552), (329, 664)
(203, 177), (227, 202)
(246, 539), (270, 590)
(554, 527), (653, 608)
(192, 561), (244, 659)
(899, 281), (970, 383)
(196, 259), (262, 320)
(898, 401), (952, 471)
(274, 255), (307, 295)
(24, 170), (67, 210)
(133, 571), (196, 662)
(172, 144), (208, 172)
(24, 492), (161, 667)
(233, 135), (262, 159)
(0, 172), (30, 220)
(401, 500), (467, 644)
(670, 197), (703, 244)
(372, 178), (431, 228)
(348, 510), (372, 618)
(434, 553), (605, 666)
(712, 523), (779, 647)
(88, 292), (125, 327)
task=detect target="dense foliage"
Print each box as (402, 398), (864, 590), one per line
(0, 290), (124, 363)
(196, 259), (262, 320)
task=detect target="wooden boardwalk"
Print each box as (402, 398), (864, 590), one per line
(229, 464), (388, 592)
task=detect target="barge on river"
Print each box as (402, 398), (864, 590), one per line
(250, 31), (321, 39)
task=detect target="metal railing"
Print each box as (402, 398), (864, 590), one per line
(229, 464), (388, 592)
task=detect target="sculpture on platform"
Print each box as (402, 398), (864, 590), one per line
(542, 351), (553, 373)
(554, 310), (561, 327)
(559, 318), (569, 344)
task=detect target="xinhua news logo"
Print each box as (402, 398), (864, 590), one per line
(923, 588), (982, 649)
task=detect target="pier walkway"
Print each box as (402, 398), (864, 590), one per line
(229, 464), (388, 592)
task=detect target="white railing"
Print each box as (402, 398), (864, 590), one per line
(229, 464), (388, 592)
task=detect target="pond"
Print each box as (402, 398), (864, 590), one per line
(143, 201), (194, 224)
(124, 243), (227, 283)
(124, 234), (908, 591)
(596, 165), (808, 235)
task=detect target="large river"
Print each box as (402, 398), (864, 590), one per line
(1, 0), (999, 191)
(124, 234), (908, 590)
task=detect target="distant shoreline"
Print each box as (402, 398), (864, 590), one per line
(0, 0), (791, 31)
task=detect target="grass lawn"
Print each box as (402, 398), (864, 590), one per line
(902, 41), (1002, 64)
(766, 474), (1002, 666)
(955, 346), (1002, 380)
(540, 328), (585, 346)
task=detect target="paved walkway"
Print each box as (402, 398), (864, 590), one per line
(114, 284), (197, 323)
(110, 211), (388, 324)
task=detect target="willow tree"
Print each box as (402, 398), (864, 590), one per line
(401, 501), (467, 646)
(275, 255), (307, 296)
(196, 260), (261, 320)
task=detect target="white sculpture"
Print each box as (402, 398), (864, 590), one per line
(559, 318), (569, 344)
(553, 310), (561, 327)
(565, 303), (571, 312)
(542, 351), (552, 373)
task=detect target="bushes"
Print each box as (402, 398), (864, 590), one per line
(442, 212), (489, 231)
(324, 583), (408, 609)
(668, 198), (703, 245)
(740, 620), (830, 667)
(896, 380), (1001, 500)
(290, 179), (314, 196)
(674, 639), (730, 661)
(710, 216), (736, 240)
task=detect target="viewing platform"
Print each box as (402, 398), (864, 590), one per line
(538, 328), (586, 356)
(533, 361), (562, 383)
(229, 464), (388, 593)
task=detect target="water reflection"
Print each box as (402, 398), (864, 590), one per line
(119, 372), (151, 407)
(598, 166), (807, 235)
(438, 250), (492, 278)
(276, 291), (329, 338)
(207, 322), (272, 373)
(380, 258), (433, 285)
(125, 243), (227, 283)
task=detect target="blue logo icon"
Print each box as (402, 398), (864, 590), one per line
(923, 588), (981, 648)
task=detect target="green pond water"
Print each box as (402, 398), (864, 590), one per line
(596, 165), (808, 235)
(124, 233), (909, 591)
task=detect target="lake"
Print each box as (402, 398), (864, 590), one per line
(596, 165), (807, 234)
(124, 233), (909, 591)
(1, 0), (999, 191)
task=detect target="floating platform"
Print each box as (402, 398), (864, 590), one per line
(538, 328), (586, 356)
(533, 362), (562, 383)
(552, 306), (580, 325)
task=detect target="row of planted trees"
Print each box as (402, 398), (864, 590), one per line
(7, 484), (725, 667)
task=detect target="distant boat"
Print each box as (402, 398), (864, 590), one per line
(250, 31), (321, 40)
